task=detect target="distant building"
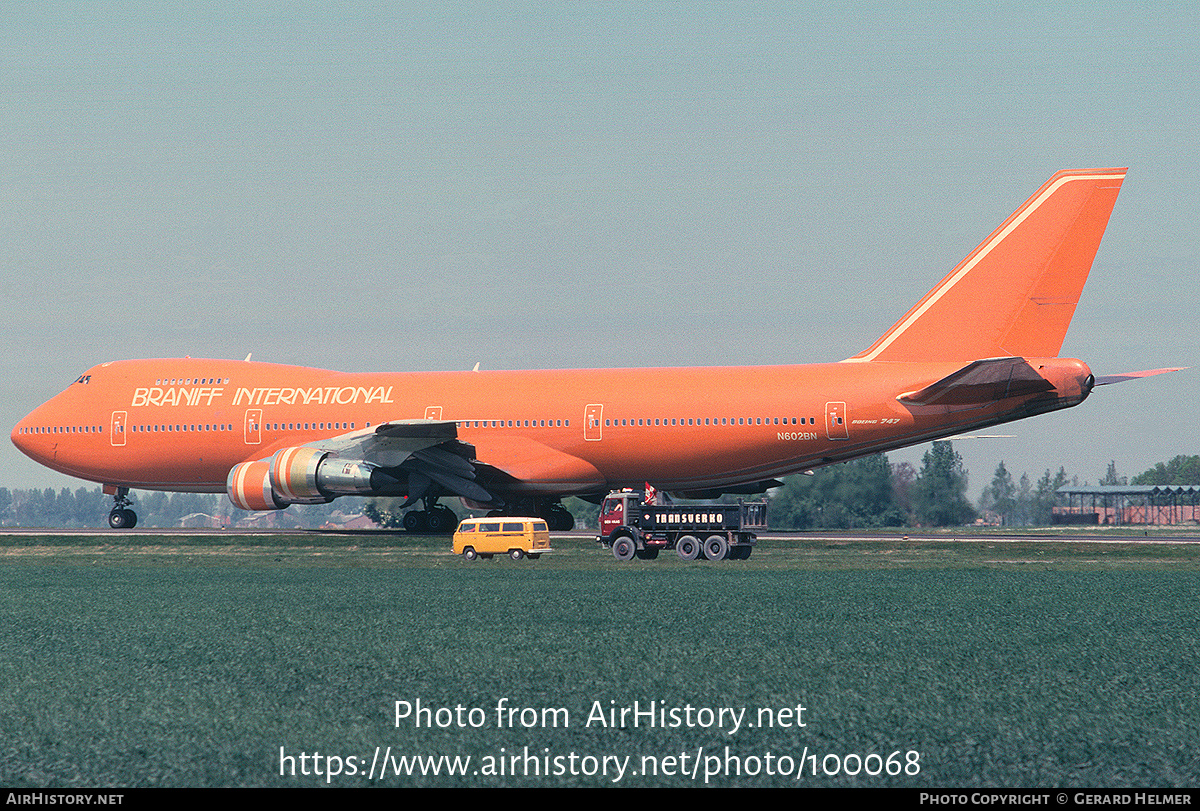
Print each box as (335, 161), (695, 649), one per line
(320, 513), (377, 531)
(1054, 485), (1200, 525)
(178, 512), (219, 528)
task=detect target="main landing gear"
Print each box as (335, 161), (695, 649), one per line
(541, 502), (575, 532)
(402, 497), (457, 534)
(108, 487), (137, 529)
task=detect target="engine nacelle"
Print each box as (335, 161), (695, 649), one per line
(315, 457), (378, 494)
(227, 460), (286, 511)
(228, 446), (385, 511)
(270, 447), (329, 503)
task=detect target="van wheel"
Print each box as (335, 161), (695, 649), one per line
(527, 553), (541, 560)
(612, 536), (636, 561)
(509, 548), (525, 560)
(676, 535), (700, 561)
(462, 547), (477, 561)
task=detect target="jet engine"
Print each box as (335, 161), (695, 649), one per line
(226, 446), (389, 511)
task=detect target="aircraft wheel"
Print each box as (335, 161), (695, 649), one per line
(703, 535), (729, 561)
(509, 548), (525, 560)
(676, 535), (700, 561)
(462, 547), (477, 561)
(548, 505), (575, 531)
(108, 509), (134, 530)
(612, 536), (636, 561)
(403, 510), (429, 533)
(426, 507), (454, 534)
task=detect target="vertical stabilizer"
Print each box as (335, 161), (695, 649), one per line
(847, 168), (1126, 363)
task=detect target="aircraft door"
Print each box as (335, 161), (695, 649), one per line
(244, 409), (262, 444)
(425, 406), (443, 420)
(825, 402), (848, 440)
(110, 411), (127, 447)
(584, 404), (603, 441)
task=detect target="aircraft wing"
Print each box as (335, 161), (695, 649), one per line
(310, 419), (462, 466)
(289, 419), (605, 504)
(286, 419), (491, 503)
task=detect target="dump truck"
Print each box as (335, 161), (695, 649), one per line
(597, 489), (767, 561)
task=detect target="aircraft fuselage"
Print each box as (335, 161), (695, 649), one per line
(11, 355), (1094, 498)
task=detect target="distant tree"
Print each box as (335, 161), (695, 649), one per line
(1131, 455), (1200, 486)
(891, 461), (916, 523)
(1031, 467), (1070, 526)
(981, 461), (1017, 525)
(1014, 472), (1033, 526)
(1101, 460), (1127, 486)
(56, 488), (77, 526)
(140, 492), (168, 526)
(770, 454), (904, 529)
(912, 441), (974, 526)
(562, 497), (598, 530)
(363, 497), (406, 528)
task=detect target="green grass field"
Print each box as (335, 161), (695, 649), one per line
(1, 533), (1197, 787)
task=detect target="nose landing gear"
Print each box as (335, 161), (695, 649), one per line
(107, 487), (137, 529)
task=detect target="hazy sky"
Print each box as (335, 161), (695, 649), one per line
(3, 2), (1197, 500)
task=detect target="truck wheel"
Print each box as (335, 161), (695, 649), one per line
(612, 536), (636, 561)
(676, 535), (700, 561)
(703, 535), (729, 561)
(462, 547), (477, 561)
(509, 548), (525, 560)
(635, 548), (659, 560)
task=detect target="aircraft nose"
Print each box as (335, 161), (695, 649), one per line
(11, 404), (54, 466)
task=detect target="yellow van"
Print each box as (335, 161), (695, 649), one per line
(453, 517), (552, 561)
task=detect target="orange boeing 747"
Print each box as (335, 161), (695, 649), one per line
(11, 168), (1175, 530)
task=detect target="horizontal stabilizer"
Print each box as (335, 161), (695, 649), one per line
(899, 357), (1054, 407)
(1094, 367), (1186, 386)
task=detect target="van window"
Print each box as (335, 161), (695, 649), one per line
(534, 521), (548, 532)
(502, 522), (524, 532)
(459, 523), (477, 532)
(479, 522), (500, 532)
